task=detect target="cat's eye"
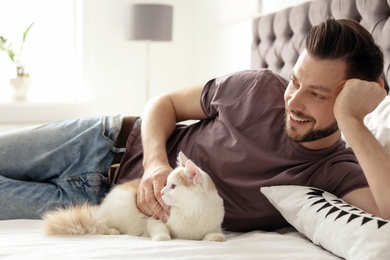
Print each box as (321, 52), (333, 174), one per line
(171, 184), (176, 190)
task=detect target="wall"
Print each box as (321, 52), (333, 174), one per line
(81, 0), (256, 117)
(261, 0), (311, 15)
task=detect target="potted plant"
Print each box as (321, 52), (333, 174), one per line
(0, 22), (34, 100)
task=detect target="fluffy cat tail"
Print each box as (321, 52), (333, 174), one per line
(43, 204), (112, 235)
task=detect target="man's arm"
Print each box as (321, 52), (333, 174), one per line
(137, 85), (208, 220)
(335, 78), (390, 219)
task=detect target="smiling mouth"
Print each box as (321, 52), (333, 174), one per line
(289, 112), (310, 123)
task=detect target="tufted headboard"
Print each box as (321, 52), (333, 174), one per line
(251, 0), (390, 88)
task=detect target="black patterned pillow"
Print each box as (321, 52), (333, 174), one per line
(261, 185), (390, 259)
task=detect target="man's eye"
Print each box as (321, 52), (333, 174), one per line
(290, 79), (299, 89)
(312, 92), (323, 99)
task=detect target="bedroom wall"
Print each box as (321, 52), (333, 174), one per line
(81, 0), (257, 117)
(261, 0), (311, 15)
(82, 0), (310, 117)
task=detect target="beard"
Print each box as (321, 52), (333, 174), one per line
(284, 113), (339, 143)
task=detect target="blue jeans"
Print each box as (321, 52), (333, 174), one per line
(0, 115), (125, 219)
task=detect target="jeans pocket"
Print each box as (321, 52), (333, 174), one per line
(65, 173), (111, 205)
(102, 115), (122, 146)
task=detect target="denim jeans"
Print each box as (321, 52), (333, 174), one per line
(0, 115), (125, 219)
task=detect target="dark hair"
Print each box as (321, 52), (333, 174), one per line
(305, 17), (387, 92)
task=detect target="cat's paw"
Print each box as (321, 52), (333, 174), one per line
(98, 227), (120, 235)
(107, 228), (120, 235)
(152, 234), (171, 241)
(203, 232), (226, 242)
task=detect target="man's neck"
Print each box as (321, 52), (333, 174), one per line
(299, 131), (342, 150)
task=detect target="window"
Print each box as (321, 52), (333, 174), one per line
(0, 0), (84, 103)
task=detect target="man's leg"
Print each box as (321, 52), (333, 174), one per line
(0, 115), (124, 219)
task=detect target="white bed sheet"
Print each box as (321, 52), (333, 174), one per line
(0, 220), (340, 259)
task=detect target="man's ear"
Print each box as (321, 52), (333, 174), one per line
(379, 73), (389, 94)
(377, 78), (385, 88)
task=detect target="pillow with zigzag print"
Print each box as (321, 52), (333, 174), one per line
(261, 185), (390, 260)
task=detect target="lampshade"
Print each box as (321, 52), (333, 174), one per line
(126, 4), (173, 41)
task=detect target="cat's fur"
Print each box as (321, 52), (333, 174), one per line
(42, 152), (225, 242)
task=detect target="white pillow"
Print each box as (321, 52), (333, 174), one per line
(342, 95), (390, 152)
(260, 185), (390, 259)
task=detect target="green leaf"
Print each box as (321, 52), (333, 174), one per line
(22, 22), (35, 44)
(8, 50), (15, 62)
(0, 36), (7, 51)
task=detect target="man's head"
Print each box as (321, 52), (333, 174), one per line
(305, 17), (384, 83)
(284, 18), (385, 150)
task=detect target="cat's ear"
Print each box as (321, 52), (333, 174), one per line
(177, 151), (188, 167)
(184, 160), (203, 186)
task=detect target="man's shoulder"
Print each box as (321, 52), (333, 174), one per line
(216, 69), (288, 91)
(229, 68), (287, 81)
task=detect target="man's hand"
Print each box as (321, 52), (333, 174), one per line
(137, 165), (172, 222)
(334, 78), (386, 126)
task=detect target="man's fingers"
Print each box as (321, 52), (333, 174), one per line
(150, 182), (166, 219)
(137, 183), (166, 220)
(136, 164), (172, 221)
(137, 188), (154, 217)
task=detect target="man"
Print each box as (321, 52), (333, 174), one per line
(129, 17), (388, 231)
(0, 18), (388, 232)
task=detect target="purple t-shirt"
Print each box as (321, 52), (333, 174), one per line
(114, 69), (368, 232)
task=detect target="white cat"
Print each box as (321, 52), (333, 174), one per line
(43, 151), (226, 242)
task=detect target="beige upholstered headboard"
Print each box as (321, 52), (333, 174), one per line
(251, 0), (390, 89)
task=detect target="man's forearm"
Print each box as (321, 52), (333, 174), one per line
(340, 118), (390, 218)
(141, 95), (177, 172)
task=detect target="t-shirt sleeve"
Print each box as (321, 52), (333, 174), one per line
(324, 157), (368, 198)
(200, 69), (287, 119)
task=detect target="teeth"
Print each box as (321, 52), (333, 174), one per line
(291, 113), (308, 122)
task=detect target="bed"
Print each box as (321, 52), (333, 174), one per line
(2, 0), (390, 259)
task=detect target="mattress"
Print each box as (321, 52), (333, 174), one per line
(0, 219), (340, 259)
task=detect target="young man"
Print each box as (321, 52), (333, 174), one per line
(129, 18), (388, 231)
(0, 18), (388, 232)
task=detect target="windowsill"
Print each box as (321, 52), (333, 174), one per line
(0, 101), (93, 124)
